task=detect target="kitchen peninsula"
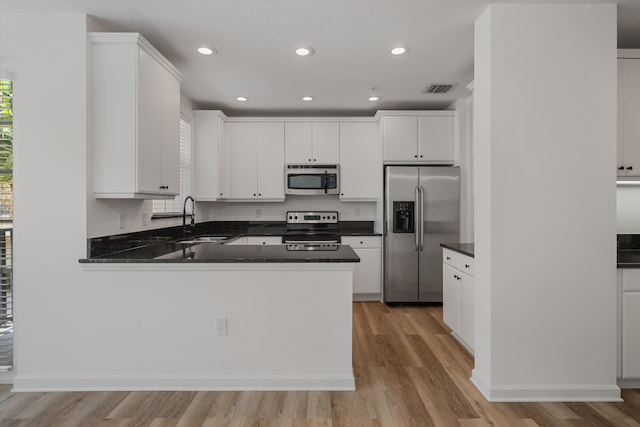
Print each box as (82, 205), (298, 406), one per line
(74, 225), (359, 392)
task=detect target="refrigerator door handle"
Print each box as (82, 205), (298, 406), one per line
(414, 186), (420, 251)
(419, 186), (425, 251)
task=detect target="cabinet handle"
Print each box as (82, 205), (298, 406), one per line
(465, 264), (470, 268)
(628, 166), (634, 171)
(446, 256), (451, 260)
(619, 166), (625, 171)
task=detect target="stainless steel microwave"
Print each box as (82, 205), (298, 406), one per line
(285, 164), (339, 195)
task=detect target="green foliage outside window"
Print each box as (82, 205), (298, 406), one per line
(0, 80), (13, 218)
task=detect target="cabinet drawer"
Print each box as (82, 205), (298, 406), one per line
(341, 236), (381, 249)
(622, 269), (640, 291)
(246, 236), (282, 245)
(443, 248), (457, 266)
(442, 248), (475, 276)
(459, 254), (474, 276)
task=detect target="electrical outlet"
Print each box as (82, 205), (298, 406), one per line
(119, 214), (126, 229)
(216, 318), (227, 335)
(142, 212), (150, 226)
(256, 208), (262, 218)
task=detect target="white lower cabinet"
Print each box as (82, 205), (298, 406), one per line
(442, 248), (474, 353)
(245, 236), (283, 245)
(620, 269), (640, 380)
(443, 264), (460, 333)
(342, 236), (381, 300)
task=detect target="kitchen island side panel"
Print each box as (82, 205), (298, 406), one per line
(13, 264), (355, 391)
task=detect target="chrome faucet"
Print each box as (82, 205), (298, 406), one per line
(183, 196), (195, 237)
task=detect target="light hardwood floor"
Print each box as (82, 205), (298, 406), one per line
(1, 302), (639, 426)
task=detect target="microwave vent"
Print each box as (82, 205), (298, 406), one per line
(423, 84), (455, 94)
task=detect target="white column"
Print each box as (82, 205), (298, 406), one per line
(472, 4), (620, 401)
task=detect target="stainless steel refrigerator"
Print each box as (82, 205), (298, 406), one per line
(384, 166), (460, 303)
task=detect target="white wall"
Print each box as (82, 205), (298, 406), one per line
(9, 12), (90, 384)
(454, 97), (474, 243)
(473, 4), (619, 401)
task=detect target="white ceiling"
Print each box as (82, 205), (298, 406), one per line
(2, 0), (640, 116)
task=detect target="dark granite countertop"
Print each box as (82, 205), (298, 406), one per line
(80, 241), (360, 263)
(440, 243), (474, 258)
(82, 220), (375, 263)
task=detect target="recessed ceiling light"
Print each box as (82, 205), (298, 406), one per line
(295, 47), (314, 56)
(236, 96), (248, 102)
(390, 46), (409, 55)
(369, 96), (380, 102)
(197, 46), (215, 55)
(302, 96), (314, 102)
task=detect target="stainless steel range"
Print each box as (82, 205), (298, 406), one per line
(282, 211), (340, 250)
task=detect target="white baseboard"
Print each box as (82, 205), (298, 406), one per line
(12, 372), (356, 392)
(0, 369), (14, 385)
(353, 293), (380, 302)
(471, 371), (621, 402)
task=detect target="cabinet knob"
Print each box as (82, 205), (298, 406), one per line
(419, 155), (423, 158)
(628, 166), (634, 171)
(341, 193), (344, 196)
(360, 241), (363, 245)
(308, 158), (312, 162)
(219, 193), (223, 196)
(465, 264), (470, 268)
(253, 193), (256, 196)
(258, 193), (262, 196)
(414, 155), (418, 158)
(313, 158), (317, 162)
(446, 256), (451, 260)
(619, 166), (626, 171)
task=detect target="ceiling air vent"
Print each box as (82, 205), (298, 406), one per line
(423, 84), (455, 94)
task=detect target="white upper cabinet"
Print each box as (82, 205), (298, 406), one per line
(618, 52), (640, 177)
(193, 110), (227, 201)
(380, 111), (456, 164)
(90, 33), (183, 199)
(339, 122), (379, 201)
(227, 122), (285, 201)
(285, 122), (340, 164)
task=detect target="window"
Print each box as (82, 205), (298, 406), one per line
(153, 117), (192, 215)
(0, 79), (12, 372)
